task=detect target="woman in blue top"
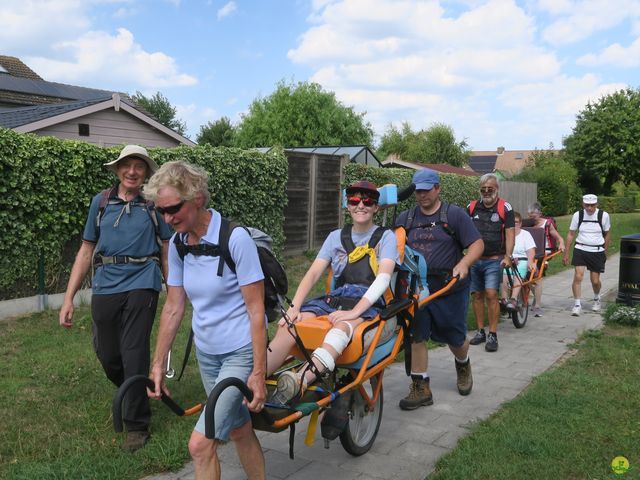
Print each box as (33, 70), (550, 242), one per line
(267, 180), (398, 404)
(59, 145), (172, 452)
(145, 161), (267, 480)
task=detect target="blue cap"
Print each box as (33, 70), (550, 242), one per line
(412, 168), (440, 190)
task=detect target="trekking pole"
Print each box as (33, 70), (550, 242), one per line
(165, 350), (176, 379)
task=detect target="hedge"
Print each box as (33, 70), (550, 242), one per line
(343, 163), (480, 224)
(597, 196), (636, 213)
(0, 128), (287, 299)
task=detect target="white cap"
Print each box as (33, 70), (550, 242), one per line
(582, 194), (598, 204)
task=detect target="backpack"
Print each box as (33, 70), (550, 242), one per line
(543, 216), (558, 251)
(468, 198), (506, 223)
(403, 202), (462, 250)
(172, 216), (288, 322)
(93, 185), (163, 264)
(576, 209), (606, 247)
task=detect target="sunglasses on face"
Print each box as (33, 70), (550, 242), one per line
(156, 200), (186, 215)
(347, 196), (377, 207)
(480, 187), (496, 194)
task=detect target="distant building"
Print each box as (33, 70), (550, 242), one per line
(0, 55), (194, 147)
(468, 147), (556, 177)
(382, 156), (480, 177)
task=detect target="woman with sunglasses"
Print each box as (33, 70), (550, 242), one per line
(266, 180), (398, 404)
(59, 145), (172, 452)
(144, 161), (267, 480)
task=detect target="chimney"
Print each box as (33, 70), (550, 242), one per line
(496, 146), (505, 154)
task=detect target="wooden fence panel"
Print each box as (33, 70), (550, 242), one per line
(500, 181), (537, 215)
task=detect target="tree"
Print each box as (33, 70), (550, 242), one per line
(563, 87), (640, 194)
(131, 91), (187, 136)
(377, 122), (469, 166)
(513, 149), (581, 216)
(197, 117), (236, 146)
(234, 80), (373, 148)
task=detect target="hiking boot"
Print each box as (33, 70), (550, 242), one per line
(469, 329), (486, 345)
(485, 332), (498, 352)
(270, 370), (304, 405)
(399, 376), (433, 410)
(122, 430), (150, 452)
(455, 359), (473, 396)
(571, 305), (581, 316)
(592, 299), (601, 312)
(532, 306), (543, 317)
(505, 298), (517, 311)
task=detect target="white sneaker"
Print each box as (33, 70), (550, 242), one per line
(571, 305), (581, 316)
(592, 299), (601, 312)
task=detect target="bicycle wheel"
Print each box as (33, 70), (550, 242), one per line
(339, 376), (383, 456)
(511, 285), (530, 328)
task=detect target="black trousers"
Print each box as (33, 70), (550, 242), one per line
(92, 289), (158, 431)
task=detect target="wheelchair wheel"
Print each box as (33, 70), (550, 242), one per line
(339, 376), (383, 456)
(511, 285), (530, 329)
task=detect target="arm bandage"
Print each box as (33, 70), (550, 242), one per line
(363, 272), (391, 305)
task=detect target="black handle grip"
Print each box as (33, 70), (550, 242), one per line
(397, 183), (416, 202)
(204, 377), (275, 439)
(112, 375), (185, 432)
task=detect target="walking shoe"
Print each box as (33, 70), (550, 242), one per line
(532, 306), (543, 317)
(270, 370), (305, 405)
(592, 299), (601, 312)
(485, 332), (498, 352)
(469, 329), (486, 345)
(122, 430), (150, 452)
(399, 376), (433, 410)
(571, 305), (581, 316)
(455, 359), (473, 396)
(505, 298), (517, 311)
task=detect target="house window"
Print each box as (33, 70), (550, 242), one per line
(515, 153), (524, 160)
(78, 123), (90, 136)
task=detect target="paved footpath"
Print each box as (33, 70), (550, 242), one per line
(145, 254), (620, 480)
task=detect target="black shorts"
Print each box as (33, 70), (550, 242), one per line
(411, 285), (470, 347)
(571, 248), (606, 273)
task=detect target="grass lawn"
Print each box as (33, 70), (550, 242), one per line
(0, 212), (638, 479)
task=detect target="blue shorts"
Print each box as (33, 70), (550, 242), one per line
(194, 342), (254, 441)
(470, 259), (503, 292)
(412, 285), (470, 346)
(301, 284), (383, 320)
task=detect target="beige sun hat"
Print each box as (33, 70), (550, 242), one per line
(104, 145), (159, 177)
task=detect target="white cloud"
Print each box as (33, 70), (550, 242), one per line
(27, 28), (198, 89)
(541, 0), (639, 45)
(577, 36), (640, 67)
(217, 1), (237, 20)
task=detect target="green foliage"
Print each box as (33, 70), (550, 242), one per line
(343, 163), (479, 224)
(563, 87), (640, 194)
(376, 122), (469, 167)
(603, 303), (640, 326)
(196, 116), (236, 146)
(598, 196), (636, 213)
(512, 149), (581, 216)
(0, 129), (287, 298)
(131, 91), (188, 136)
(234, 80), (374, 148)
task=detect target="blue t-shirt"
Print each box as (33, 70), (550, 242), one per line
(83, 190), (172, 294)
(317, 226), (399, 284)
(167, 209), (265, 355)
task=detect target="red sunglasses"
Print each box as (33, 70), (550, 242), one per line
(347, 196), (377, 207)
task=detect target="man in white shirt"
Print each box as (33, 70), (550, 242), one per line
(563, 194), (611, 316)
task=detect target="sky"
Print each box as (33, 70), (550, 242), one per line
(2, 0), (639, 150)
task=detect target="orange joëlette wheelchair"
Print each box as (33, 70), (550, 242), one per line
(112, 183), (458, 459)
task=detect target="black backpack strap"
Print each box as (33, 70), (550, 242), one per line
(95, 185), (118, 240)
(176, 328), (194, 381)
(597, 209), (605, 235)
(217, 217), (238, 276)
(403, 206), (419, 232)
(173, 233), (188, 261)
(368, 226), (386, 249)
(578, 209), (584, 230)
(340, 224), (356, 254)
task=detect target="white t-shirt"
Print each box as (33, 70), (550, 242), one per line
(569, 209), (611, 253)
(513, 229), (536, 260)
